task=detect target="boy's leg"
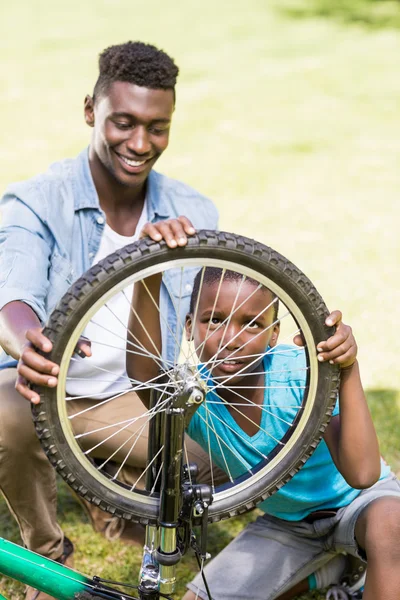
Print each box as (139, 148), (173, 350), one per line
(184, 512), (337, 600)
(183, 580), (309, 600)
(333, 474), (400, 600)
(354, 496), (400, 599)
(0, 368), (64, 559)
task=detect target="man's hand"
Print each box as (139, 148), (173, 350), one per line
(140, 216), (196, 248)
(316, 310), (357, 369)
(16, 328), (58, 404)
(16, 328), (92, 404)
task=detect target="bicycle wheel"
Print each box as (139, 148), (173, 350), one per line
(32, 230), (339, 525)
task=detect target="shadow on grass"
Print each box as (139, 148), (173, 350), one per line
(277, 0), (400, 29)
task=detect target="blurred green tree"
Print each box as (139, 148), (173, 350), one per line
(278, 0), (400, 28)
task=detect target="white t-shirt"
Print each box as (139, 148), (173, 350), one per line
(67, 200), (148, 399)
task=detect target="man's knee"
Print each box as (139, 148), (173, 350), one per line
(0, 368), (39, 452)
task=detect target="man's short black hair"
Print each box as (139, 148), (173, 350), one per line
(93, 41), (179, 101)
(189, 267), (279, 322)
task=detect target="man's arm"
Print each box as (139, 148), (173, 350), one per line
(0, 301), (59, 403)
(321, 311), (381, 488)
(0, 195), (91, 402)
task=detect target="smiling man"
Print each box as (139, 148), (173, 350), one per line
(0, 42), (218, 600)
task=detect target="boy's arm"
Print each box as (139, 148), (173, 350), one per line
(127, 273), (163, 406)
(126, 216), (196, 405)
(321, 311), (381, 489)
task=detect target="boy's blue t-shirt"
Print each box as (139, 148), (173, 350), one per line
(187, 344), (390, 521)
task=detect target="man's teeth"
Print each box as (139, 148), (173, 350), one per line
(222, 359), (240, 364)
(120, 156), (146, 167)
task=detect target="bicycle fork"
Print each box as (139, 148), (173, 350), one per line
(138, 366), (211, 599)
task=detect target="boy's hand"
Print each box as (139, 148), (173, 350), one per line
(139, 216), (196, 248)
(316, 310), (357, 369)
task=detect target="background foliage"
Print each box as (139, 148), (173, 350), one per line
(1, 0), (399, 598)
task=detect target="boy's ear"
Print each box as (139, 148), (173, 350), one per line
(185, 314), (193, 341)
(269, 321), (280, 348)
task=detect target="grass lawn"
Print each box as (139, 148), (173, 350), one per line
(1, 0), (400, 598)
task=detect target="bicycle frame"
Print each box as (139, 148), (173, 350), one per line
(0, 537), (134, 600)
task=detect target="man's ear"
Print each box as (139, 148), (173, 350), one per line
(269, 321), (280, 348)
(84, 95), (95, 127)
(185, 314), (193, 342)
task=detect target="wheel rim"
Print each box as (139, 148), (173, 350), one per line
(53, 253), (321, 516)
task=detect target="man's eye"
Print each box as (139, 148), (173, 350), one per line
(115, 122), (130, 130)
(149, 127), (168, 135)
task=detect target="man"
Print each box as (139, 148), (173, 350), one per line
(0, 41), (218, 600)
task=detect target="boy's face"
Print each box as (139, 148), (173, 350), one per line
(186, 279), (280, 383)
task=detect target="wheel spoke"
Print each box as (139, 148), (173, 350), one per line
(204, 388), (286, 445)
(130, 445), (164, 492)
(34, 233), (337, 526)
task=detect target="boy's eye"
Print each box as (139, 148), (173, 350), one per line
(244, 321), (260, 330)
(210, 317), (221, 325)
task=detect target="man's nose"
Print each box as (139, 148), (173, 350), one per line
(126, 127), (151, 155)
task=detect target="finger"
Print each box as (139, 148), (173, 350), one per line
(324, 347), (356, 367)
(139, 222), (162, 241)
(75, 337), (92, 358)
(317, 341), (355, 363)
(293, 333), (305, 347)
(169, 219), (188, 246)
(317, 332), (348, 354)
(177, 215), (196, 236)
(152, 221), (180, 248)
(325, 310), (342, 328)
(15, 375), (41, 404)
(17, 362), (58, 388)
(320, 323), (353, 352)
(20, 345), (59, 376)
(25, 328), (53, 353)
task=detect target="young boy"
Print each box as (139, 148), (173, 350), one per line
(131, 220), (400, 600)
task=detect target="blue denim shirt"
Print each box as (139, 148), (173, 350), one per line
(0, 148), (218, 369)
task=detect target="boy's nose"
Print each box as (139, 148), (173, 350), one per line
(224, 326), (243, 350)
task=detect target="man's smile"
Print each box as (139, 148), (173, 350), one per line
(114, 151), (153, 172)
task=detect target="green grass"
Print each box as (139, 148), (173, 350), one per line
(1, 1), (399, 598)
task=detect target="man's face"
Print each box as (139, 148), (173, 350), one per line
(85, 81), (174, 188)
(186, 280), (280, 384)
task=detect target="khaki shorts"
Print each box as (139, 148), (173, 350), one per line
(187, 474), (400, 600)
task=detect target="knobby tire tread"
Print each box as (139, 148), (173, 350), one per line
(32, 231), (339, 525)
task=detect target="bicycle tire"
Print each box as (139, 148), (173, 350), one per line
(32, 230), (340, 525)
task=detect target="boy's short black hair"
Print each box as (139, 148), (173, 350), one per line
(189, 267), (279, 322)
(93, 41), (179, 101)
